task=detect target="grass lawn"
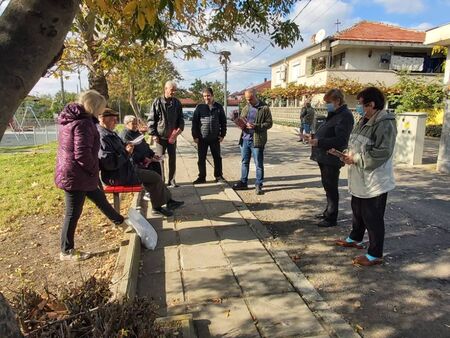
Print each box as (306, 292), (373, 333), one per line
(0, 142), (64, 229)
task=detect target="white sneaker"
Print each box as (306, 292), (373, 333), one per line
(59, 249), (91, 261)
(143, 192), (151, 201)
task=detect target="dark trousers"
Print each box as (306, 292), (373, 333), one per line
(349, 193), (388, 258)
(318, 163), (341, 222)
(197, 139), (222, 179)
(155, 139), (177, 184)
(136, 168), (171, 209)
(61, 188), (123, 253)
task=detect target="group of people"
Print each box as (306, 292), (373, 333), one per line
(55, 82), (185, 261)
(55, 79), (396, 267)
(304, 87), (397, 266)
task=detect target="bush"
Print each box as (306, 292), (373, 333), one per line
(425, 124), (442, 138)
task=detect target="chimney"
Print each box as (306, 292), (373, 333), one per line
(264, 78), (267, 82)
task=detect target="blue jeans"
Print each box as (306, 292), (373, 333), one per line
(240, 139), (264, 187)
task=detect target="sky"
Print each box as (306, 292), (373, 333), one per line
(1, 0), (449, 96)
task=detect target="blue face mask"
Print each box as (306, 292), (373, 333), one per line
(355, 104), (365, 116)
(326, 103), (335, 113)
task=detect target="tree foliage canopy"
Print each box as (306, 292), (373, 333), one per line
(85, 0), (302, 58)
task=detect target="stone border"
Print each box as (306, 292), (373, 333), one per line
(154, 314), (196, 337)
(110, 193), (142, 302)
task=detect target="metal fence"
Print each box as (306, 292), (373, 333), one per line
(0, 124), (58, 147)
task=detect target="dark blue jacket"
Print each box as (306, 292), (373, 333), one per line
(98, 125), (140, 186)
(191, 102), (227, 141)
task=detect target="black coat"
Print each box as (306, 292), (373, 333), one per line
(148, 96), (185, 139)
(191, 102), (227, 142)
(310, 104), (354, 167)
(98, 125), (140, 186)
(119, 128), (155, 165)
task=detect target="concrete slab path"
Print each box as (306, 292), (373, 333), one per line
(136, 135), (346, 337)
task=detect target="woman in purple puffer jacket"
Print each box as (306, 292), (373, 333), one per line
(55, 90), (125, 261)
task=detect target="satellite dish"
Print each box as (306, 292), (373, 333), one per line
(314, 29), (326, 44)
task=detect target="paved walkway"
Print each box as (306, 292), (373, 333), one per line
(137, 135), (337, 337)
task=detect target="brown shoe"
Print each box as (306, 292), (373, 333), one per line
(335, 239), (364, 249)
(352, 255), (383, 267)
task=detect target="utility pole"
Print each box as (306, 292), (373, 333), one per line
(219, 51), (231, 114)
(59, 69), (66, 105)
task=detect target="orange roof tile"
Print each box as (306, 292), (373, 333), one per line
(334, 21), (425, 43)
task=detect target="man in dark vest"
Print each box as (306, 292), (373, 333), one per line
(191, 87), (227, 184)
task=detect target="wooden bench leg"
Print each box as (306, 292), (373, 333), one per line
(113, 193), (120, 212)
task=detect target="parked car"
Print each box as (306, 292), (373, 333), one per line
(183, 111), (194, 121)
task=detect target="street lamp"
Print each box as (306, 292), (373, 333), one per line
(219, 51), (231, 115)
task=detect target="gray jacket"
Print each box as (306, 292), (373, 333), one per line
(348, 110), (397, 198)
(148, 96), (185, 139)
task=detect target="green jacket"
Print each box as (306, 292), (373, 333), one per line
(348, 110), (397, 198)
(239, 101), (273, 148)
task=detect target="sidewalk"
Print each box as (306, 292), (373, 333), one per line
(136, 135), (357, 337)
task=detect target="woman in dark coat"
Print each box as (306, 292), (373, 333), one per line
(307, 88), (354, 227)
(55, 90), (125, 261)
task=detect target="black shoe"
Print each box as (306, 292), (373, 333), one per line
(255, 185), (263, 195)
(314, 213), (327, 219)
(152, 207), (174, 217)
(232, 181), (248, 190)
(167, 199), (184, 210)
(317, 219), (338, 227)
(215, 176), (226, 183)
(193, 177), (207, 184)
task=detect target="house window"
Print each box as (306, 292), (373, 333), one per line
(332, 52), (345, 68)
(292, 62), (301, 78)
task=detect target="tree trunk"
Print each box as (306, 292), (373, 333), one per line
(0, 293), (23, 337)
(0, 0), (80, 141)
(129, 82), (141, 117)
(88, 71), (109, 100)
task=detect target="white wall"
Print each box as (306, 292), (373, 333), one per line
(344, 48), (390, 70)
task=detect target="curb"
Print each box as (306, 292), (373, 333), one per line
(110, 193), (142, 302)
(219, 169), (360, 337)
(154, 314), (196, 337)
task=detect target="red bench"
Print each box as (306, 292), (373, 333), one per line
(103, 185), (143, 212)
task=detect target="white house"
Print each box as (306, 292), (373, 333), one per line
(270, 21), (445, 89)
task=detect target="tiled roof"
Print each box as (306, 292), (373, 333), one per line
(334, 21), (425, 43)
(179, 98), (198, 106)
(233, 80), (272, 96)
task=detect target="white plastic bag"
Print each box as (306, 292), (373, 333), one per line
(128, 208), (158, 250)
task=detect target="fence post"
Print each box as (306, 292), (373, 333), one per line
(44, 125), (49, 144)
(33, 127), (37, 146)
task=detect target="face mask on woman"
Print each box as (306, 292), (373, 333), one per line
(326, 103), (335, 113)
(355, 104), (365, 116)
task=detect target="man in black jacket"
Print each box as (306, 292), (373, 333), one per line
(191, 88), (227, 184)
(98, 109), (183, 217)
(307, 89), (354, 227)
(148, 81), (185, 187)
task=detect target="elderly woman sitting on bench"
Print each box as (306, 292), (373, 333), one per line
(97, 108), (183, 217)
(119, 115), (162, 176)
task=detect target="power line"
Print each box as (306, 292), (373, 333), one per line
(233, 0), (314, 67)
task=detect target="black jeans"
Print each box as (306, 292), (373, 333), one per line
(155, 139), (177, 184)
(197, 139), (222, 179)
(136, 168), (171, 209)
(349, 193), (388, 258)
(318, 163), (341, 222)
(61, 188), (124, 253)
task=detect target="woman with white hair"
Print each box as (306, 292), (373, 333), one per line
(120, 115), (162, 175)
(55, 90), (126, 261)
